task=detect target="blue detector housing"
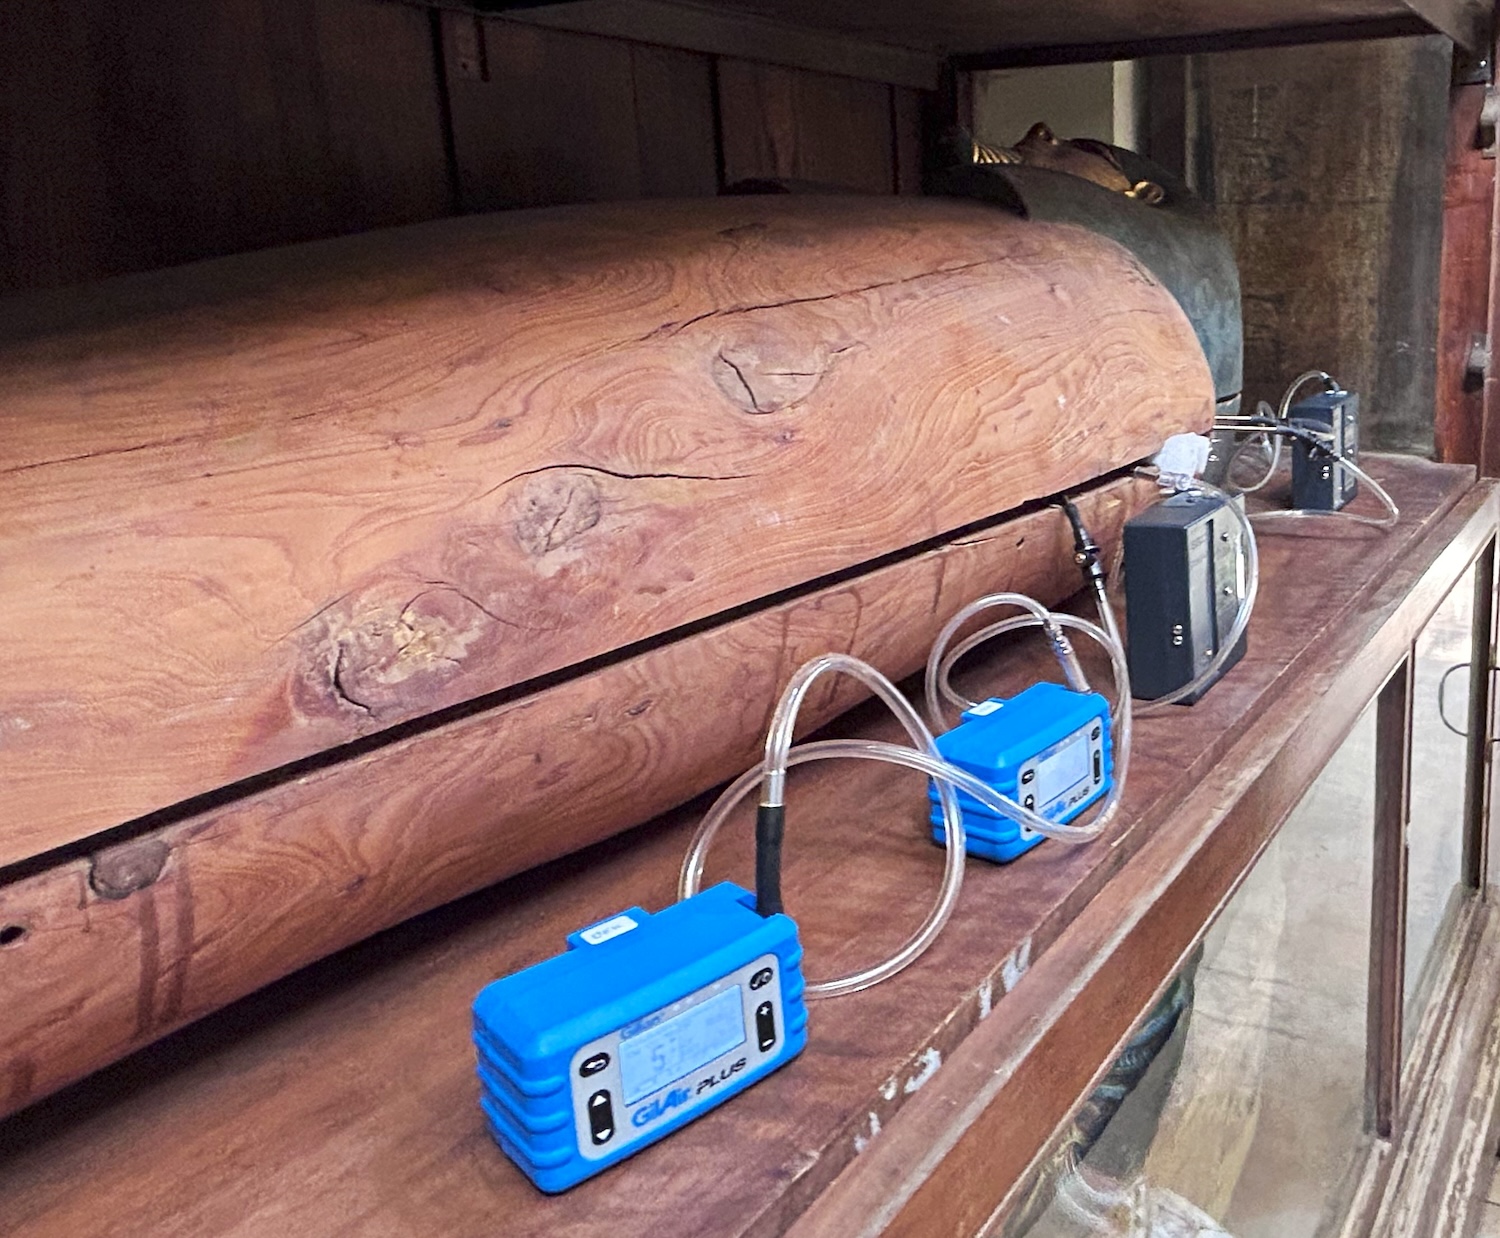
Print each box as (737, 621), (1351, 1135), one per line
(473, 881), (808, 1193)
(928, 681), (1112, 863)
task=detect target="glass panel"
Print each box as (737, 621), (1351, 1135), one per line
(1006, 707), (1377, 1238)
(1404, 565), (1478, 1050)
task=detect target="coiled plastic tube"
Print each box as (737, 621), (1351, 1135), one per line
(1210, 367), (1399, 532)
(934, 610), (1128, 727)
(682, 653), (965, 1000)
(923, 592), (1094, 732)
(1255, 445), (1399, 530)
(679, 732), (1126, 997)
(1218, 371), (1337, 493)
(680, 741), (965, 999)
(920, 597), (1134, 844)
(681, 585), (1135, 998)
(680, 613), (1129, 998)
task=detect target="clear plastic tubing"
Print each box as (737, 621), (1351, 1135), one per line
(1224, 433), (1401, 531)
(922, 592), (1094, 733)
(936, 611), (1127, 726)
(918, 595), (1134, 843)
(1218, 370), (1336, 493)
(678, 737), (1124, 997)
(1279, 370), (1338, 422)
(1262, 369), (1336, 488)
(679, 653), (966, 1000)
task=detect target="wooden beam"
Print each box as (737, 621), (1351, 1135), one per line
(0, 477), (1155, 1117)
(1197, 34), (1450, 453)
(0, 197), (1214, 871)
(953, 16), (1436, 71)
(493, 0), (942, 89)
(1463, 537), (1495, 889)
(1435, 74), (1495, 466)
(1369, 654), (1413, 1140)
(1403, 0), (1491, 50)
(1365, 902), (1500, 1234)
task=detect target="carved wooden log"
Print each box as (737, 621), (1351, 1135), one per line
(0, 196), (1212, 867)
(0, 476), (1156, 1117)
(0, 196), (1213, 1113)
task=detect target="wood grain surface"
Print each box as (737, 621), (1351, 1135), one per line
(660, 0), (1423, 58)
(0, 457), (1476, 1238)
(0, 0), (450, 295)
(443, 16), (720, 211)
(0, 475), (1156, 1117)
(1357, 897), (1500, 1237)
(717, 59), (896, 192)
(0, 196), (1213, 869)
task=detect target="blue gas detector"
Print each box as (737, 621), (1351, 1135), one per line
(928, 681), (1112, 862)
(473, 880), (808, 1193)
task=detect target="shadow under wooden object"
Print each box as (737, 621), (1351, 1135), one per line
(0, 456), (1485, 1238)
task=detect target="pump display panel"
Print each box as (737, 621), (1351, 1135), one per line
(473, 882), (807, 1193)
(1026, 729), (1092, 810)
(618, 984), (747, 1104)
(928, 681), (1112, 863)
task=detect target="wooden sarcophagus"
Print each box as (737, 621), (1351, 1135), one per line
(0, 193), (1218, 1114)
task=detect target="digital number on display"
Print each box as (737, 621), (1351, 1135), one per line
(619, 985), (748, 1103)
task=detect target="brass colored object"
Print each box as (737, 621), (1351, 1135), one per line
(971, 136), (1020, 166)
(977, 122), (1165, 205)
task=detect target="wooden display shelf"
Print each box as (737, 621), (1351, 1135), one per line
(0, 456), (1490, 1238)
(504, 0), (1488, 80)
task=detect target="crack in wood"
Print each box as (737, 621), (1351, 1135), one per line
(473, 460), (753, 509)
(330, 646), (375, 714)
(3, 433), (205, 477)
(716, 351), (765, 413)
(642, 257), (1003, 340)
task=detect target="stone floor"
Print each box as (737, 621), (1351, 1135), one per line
(1477, 1163), (1500, 1236)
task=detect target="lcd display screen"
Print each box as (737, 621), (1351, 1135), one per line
(1035, 731), (1090, 807)
(619, 985), (746, 1103)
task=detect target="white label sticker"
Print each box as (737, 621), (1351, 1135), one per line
(967, 699), (1004, 717)
(580, 914), (639, 946)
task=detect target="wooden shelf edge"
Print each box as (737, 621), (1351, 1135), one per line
(786, 479), (1500, 1238)
(954, 13), (1446, 72)
(491, 0), (943, 89)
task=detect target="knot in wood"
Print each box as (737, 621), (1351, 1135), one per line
(514, 471), (602, 556)
(326, 587), (493, 714)
(89, 838), (171, 900)
(711, 334), (848, 414)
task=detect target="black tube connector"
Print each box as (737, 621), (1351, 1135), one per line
(754, 803), (786, 918)
(1061, 498), (1106, 591)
